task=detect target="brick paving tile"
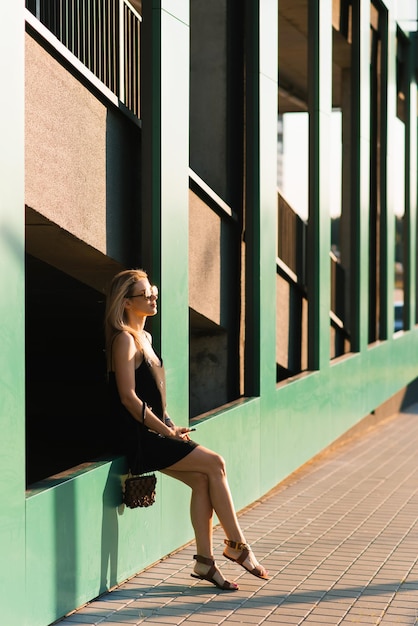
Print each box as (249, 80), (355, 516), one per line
(310, 613), (349, 623)
(298, 618), (337, 624)
(379, 616), (418, 626)
(385, 604), (418, 620)
(272, 605), (310, 615)
(209, 615), (256, 624)
(381, 616), (418, 625)
(105, 615), (144, 625)
(263, 615), (308, 624)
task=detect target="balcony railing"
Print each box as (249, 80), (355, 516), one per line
(26, 0), (141, 118)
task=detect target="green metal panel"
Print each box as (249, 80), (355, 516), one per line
(0, 2), (25, 625)
(141, 1), (190, 434)
(159, 3), (190, 439)
(244, 0), (261, 396)
(258, 0), (279, 493)
(385, 9), (398, 335)
(356, 0), (372, 351)
(308, 0), (332, 370)
(404, 36), (417, 328)
(259, 0), (278, 400)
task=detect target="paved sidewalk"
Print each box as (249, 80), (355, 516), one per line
(55, 407), (418, 626)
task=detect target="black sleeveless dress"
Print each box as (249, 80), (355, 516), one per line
(108, 355), (198, 474)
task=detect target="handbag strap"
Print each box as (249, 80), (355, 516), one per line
(130, 401), (147, 476)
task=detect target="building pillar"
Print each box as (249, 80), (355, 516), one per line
(141, 1), (190, 425)
(0, 3), (25, 625)
(308, 0), (332, 369)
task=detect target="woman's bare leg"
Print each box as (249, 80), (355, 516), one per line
(161, 467), (238, 589)
(162, 469), (213, 556)
(167, 446), (244, 541)
(166, 446), (268, 578)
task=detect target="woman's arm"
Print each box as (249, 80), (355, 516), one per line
(112, 331), (181, 438)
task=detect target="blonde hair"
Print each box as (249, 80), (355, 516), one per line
(105, 268), (148, 371)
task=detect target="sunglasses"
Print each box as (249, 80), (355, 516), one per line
(127, 285), (158, 300)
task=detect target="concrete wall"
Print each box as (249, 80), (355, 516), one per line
(189, 189), (223, 324)
(25, 33), (108, 252)
(25, 32), (141, 273)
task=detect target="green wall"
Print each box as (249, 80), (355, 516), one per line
(0, 3), (25, 626)
(25, 333), (418, 625)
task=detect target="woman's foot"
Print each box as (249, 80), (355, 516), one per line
(223, 540), (269, 580)
(191, 554), (239, 591)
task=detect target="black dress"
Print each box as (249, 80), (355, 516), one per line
(108, 354), (198, 474)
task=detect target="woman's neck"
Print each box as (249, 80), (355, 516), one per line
(126, 313), (146, 333)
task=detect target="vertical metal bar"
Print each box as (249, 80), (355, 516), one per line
(86, 0), (91, 70)
(126, 7), (130, 108)
(99, 0), (105, 82)
(28, 0), (140, 116)
(81, 0), (86, 66)
(119, 0), (125, 102)
(128, 8), (132, 109)
(112, 0), (118, 93)
(93, 0), (97, 76)
(103, 0), (107, 87)
(136, 15), (140, 117)
(65, 0), (68, 45)
(97, 0), (102, 82)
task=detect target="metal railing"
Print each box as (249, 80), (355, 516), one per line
(26, 0), (141, 118)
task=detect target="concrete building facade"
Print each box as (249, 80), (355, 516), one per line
(1, 1), (418, 624)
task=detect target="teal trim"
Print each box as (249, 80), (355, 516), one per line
(0, 3), (25, 625)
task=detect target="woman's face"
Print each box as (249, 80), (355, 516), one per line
(125, 278), (158, 318)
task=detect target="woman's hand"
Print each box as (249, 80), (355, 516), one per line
(169, 426), (193, 441)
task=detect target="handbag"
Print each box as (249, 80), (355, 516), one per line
(123, 400), (157, 508)
(124, 472), (157, 508)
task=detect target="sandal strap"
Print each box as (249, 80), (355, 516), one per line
(224, 539), (248, 551)
(193, 554), (214, 567)
(193, 555), (231, 587)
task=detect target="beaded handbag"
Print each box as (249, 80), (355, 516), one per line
(124, 472), (157, 508)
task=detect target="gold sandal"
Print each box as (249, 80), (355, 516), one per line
(223, 540), (269, 580)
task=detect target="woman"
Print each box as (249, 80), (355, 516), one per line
(105, 269), (268, 591)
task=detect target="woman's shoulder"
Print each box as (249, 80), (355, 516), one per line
(112, 330), (136, 353)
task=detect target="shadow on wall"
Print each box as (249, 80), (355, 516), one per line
(400, 378), (418, 412)
(105, 108), (142, 267)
